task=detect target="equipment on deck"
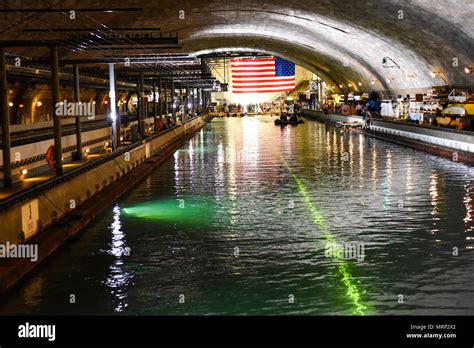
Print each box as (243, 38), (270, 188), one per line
(336, 120), (365, 130)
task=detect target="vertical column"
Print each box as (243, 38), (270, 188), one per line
(136, 76), (141, 123)
(139, 71), (145, 136)
(158, 76), (163, 118)
(179, 83), (184, 121)
(187, 86), (191, 115)
(318, 80), (322, 104)
(152, 77), (157, 125)
(73, 64), (82, 159)
(108, 63), (119, 149)
(51, 47), (63, 176)
(171, 80), (176, 124)
(164, 81), (168, 118)
(185, 85), (189, 120)
(196, 88), (199, 114)
(0, 48), (12, 187)
(197, 88), (201, 114)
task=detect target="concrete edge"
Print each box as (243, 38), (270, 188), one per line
(302, 110), (474, 166)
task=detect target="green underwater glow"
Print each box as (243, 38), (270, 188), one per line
(283, 159), (367, 315)
(122, 198), (215, 224)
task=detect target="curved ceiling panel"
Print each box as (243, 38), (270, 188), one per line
(1, 0), (472, 92)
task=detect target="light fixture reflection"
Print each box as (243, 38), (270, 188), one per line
(106, 204), (132, 313)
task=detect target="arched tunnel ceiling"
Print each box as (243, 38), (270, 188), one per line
(1, 0), (473, 92)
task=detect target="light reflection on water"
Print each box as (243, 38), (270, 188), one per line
(0, 116), (473, 315)
(105, 204), (131, 313)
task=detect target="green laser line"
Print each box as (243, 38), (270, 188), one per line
(283, 159), (367, 315)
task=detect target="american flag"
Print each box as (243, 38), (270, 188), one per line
(231, 57), (295, 93)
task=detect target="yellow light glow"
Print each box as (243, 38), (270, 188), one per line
(23, 176), (50, 183)
(63, 163), (82, 168)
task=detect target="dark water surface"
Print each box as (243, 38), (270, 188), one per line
(1, 116), (473, 315)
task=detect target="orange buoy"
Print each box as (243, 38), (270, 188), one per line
(45, 145), (55, 169)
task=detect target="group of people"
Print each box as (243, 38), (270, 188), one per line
(317, 97), (381, 121)
(210, 101), (306, 116)
(154, 115), (176, 131)
(277, 112), (301, 124)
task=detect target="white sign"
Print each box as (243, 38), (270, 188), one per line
(21, 199), (39, 240)
(145, 143), (150, 159)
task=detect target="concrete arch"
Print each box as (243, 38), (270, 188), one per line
(1, 0), (473, 92)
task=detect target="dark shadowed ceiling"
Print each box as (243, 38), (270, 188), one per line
(1, 0), (473, 93)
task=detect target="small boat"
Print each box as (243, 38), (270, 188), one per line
(289, 118), (304, 125)
(275, 115), (304, 126)
(336, 121), (364, 129)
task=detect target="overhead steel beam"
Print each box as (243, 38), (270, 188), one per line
(72, 45), (181, 50)
(60, 59), (197, 67)
(5, 66), (140, 90)
(23, 27), (161, 32)
(0, 7), (142, 13)
(0, 37), (178, 47)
